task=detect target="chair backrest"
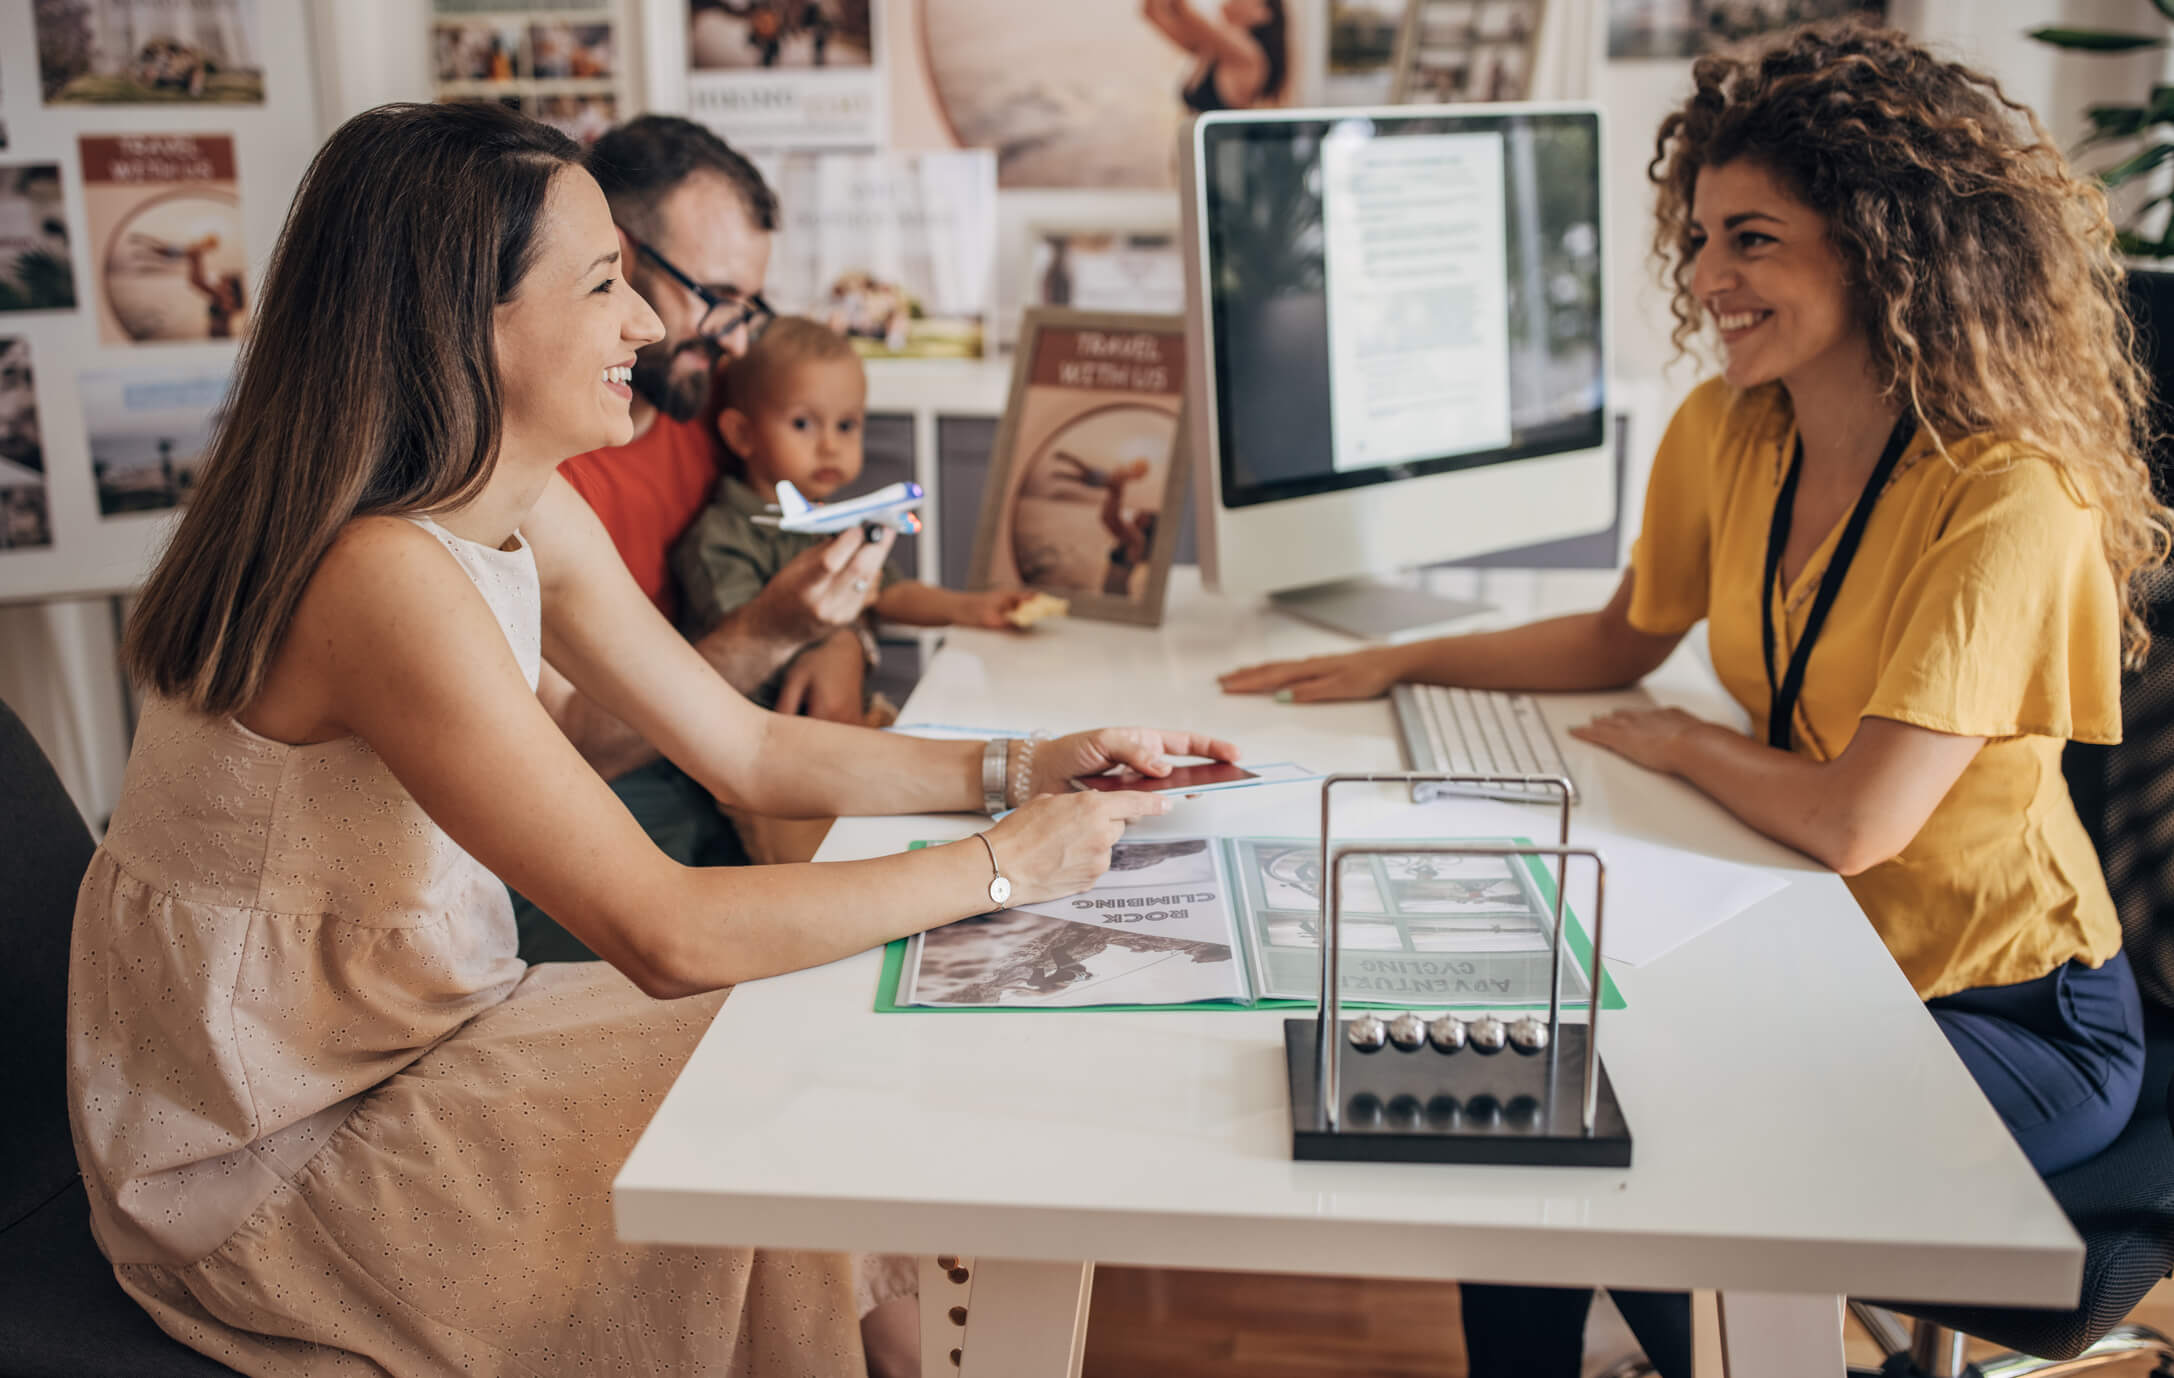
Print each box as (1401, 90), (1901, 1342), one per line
(2064, 576), (2174, 1014)
(0, 696), (96, 1233)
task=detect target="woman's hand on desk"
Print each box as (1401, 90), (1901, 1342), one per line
(1026, 728), (1242, 799)
(1217, 646), (1412, 702)
(985, 790), (1172, 903)
(1568, 706), (1707, 774)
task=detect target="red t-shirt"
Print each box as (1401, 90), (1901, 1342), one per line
(559, 413), (720, 622)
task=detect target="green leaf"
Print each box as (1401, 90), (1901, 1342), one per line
(2086, 104), (2151, 141)
(2116, 228), (2174, 258)
(2101, 140), (2174, 187)
(2030, 26), (2165, 51)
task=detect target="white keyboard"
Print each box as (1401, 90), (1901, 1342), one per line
(1390, 683), (1579, 805)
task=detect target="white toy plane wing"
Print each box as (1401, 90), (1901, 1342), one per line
(754, 480), (926, 536)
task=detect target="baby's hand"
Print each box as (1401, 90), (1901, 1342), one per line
(965, 589), (1031, 629)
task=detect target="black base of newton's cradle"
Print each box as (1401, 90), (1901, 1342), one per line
(1285, 1019), (1634, 1167)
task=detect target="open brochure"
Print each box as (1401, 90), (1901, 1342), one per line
(877, 837), (1624, 1013)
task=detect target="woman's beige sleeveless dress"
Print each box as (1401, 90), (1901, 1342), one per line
(66, 516), (905, 1376)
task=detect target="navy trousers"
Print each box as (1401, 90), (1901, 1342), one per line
(1460, 953), (2146, 1378)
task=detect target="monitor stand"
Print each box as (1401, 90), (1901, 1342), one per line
(1270, 578), (1493, 642)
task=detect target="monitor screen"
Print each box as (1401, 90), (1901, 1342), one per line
(1197, 108), (1604, 511)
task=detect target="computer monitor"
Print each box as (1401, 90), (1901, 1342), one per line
(1179, 103), (1611, 638)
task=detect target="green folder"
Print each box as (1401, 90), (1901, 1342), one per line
(876, 838), (1625, 1014)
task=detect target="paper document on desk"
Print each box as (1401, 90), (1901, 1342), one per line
(904, 838), (1246, 1008)
(1567, 831), (1793, 967)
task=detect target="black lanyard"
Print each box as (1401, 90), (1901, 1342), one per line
(1759, 412), (1918, 751)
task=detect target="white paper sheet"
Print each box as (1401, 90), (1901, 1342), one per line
(1566, 831), (1795, 967)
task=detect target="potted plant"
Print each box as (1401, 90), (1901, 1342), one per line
(2033, 5), (2174, 469)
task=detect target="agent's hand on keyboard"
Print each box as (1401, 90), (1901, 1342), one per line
(1567, 706), (1707, 774)
(1219, 647), (1408, 703)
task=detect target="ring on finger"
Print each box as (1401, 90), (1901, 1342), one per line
(850, 577), (869, 593)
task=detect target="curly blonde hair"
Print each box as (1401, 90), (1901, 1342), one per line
(1650, 20), (2173, 666)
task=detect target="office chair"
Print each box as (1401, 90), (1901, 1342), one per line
(0, 695), (240, 1376)
(1848, 579), (2174, 1378)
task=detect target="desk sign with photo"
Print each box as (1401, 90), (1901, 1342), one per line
(968, 307), (1187, 626)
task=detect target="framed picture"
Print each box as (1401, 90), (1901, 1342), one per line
(1390, 0), (1545, 104)
(969, 308), (1188, 626)
(1607, 0), (1883, 60)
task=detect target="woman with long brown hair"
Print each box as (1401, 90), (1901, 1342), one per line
(1224, 20), (2171, 1373)
(71, 101), (1232, 1376)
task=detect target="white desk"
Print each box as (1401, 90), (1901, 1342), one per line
(615, 569), (2080, 1377)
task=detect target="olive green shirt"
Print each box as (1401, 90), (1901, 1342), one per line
(669, 475), (896, 709)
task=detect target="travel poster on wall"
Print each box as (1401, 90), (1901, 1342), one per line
(0, 163), (77, 316)
(751, 149), (993, 357)
(80, 366), (230, 518)
(0, 338), (52, 551)
(893, 0), (1300, 189)
(687, 0), (882, 149)
(36, 0), (267, 105)
(80, 135), (250, 345)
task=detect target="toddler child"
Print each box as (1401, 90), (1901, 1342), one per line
(671, 316), (1030, 858)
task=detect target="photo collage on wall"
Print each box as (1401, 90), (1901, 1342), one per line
(432, 0), (624, 145)
(4, 0), (274, 571)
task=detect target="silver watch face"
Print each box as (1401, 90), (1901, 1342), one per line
(988, 875), (1012, 907)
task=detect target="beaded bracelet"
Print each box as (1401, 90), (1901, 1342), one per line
(1006, 732), (1050, 809)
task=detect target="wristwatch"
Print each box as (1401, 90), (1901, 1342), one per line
(981, 738), (1010, 816)
(973, 832), (1012, 908)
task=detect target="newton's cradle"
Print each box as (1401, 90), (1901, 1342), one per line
(1285, 773), (1633, 1167)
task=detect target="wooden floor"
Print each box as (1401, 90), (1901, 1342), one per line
(1079, 1267), (2174, 1377)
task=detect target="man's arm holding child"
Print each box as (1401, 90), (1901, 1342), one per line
(543, 530), (891, 777)
(774, 628), (869, 723)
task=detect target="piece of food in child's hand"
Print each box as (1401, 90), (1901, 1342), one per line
(1005, 592), (1069, 628)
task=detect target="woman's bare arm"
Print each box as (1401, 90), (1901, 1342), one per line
(283, 517), (1009, 996)
(1572, 709), (1984, 875)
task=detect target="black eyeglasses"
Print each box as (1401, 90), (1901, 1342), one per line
(623, 230), (774, 344)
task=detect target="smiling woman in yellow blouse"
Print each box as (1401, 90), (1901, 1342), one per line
(1223, 20), (2174, 1377)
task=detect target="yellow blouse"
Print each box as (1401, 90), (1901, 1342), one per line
(1628, 378), (2124, 999)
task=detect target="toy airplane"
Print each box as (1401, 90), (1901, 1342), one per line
(756, 479), (926, 536)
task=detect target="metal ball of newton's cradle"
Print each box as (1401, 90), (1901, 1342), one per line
(1386, 1012), (1428, 1051)
(1346, 1013), (1389, 1052)
(1509, 1016), (1551, 1054)
(1468, 1014), (1509, 1054)
(1426, 1013), (1468, 1053)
